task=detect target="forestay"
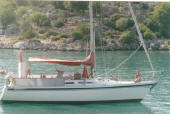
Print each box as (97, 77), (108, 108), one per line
(128, 2), (154, 72)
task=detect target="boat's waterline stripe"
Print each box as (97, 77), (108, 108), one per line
(7, 83), (157, 91)
(1, 99), (142, 104)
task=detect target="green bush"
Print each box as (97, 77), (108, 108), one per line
(104, 31), (114, 38)
(19, 27), (36, 40)
(51, 1), (65, 9)
(29, 1), (48, 8)
(155, 32), (161, 38)
(51, 36), (60, 41)
(46, 29), (58, 37)
(150, 3), (170, 37)
(104, 31), (112, 36)
(16, 6), (28, 17)
(115, 17), (134, 31)
(30, 12), (50, 26)
(110, 13), (123, 22)
(72, 24), (90, 41)
(72, 30), (83, 40)
(139, 24), (153, 40)
(60, 33), (68, 38)
(93, 2), (101, 17)
(55, 19), (64, 27)
(111, 39), (116, 44)
(70, 1), (88, 14)
(119, 31), (135, 44)
(19, 19), (36, 39)
(144, 31), (153, 40)
(0, 1), (16, 29)
(145, 18), (159, 32)
(29, 39), (40, 43)
(80, 24), (90, 35)
(39, 28), (48, 34)
(140, 3), (149, 10)
(114, 2), (121, 7)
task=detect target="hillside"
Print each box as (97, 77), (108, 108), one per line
(0, 1), (170, 50)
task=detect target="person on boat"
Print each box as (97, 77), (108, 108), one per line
(111, 74), (118, 81)
(134, 70), (141, 83)
(74, 72), (81, 80)
(26, 64), (31, 78)
(0, 70), (6, 76)
(56, 69), (64, 79)
(88, 72), (93, 78)
(18, 48), (23, 62)
(82, 65), (89, 79)
(40, 74), (46, 78)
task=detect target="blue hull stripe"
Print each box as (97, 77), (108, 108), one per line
(7, 83), (157, 91)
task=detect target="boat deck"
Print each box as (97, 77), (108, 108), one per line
(6, 74), (156, 89)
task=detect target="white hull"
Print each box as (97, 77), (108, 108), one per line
(0, 81), (157, 103)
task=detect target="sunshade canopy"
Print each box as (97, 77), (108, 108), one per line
(28, 52), (94, 67)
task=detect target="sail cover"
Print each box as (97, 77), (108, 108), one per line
(28, 52), (94, 67)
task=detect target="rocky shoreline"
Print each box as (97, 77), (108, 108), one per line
(0, 37), (170, 51)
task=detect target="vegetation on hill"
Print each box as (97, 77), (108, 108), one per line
(0, 0), (170, 47)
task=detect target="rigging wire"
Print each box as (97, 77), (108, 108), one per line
(98, 2), (155, 78)
(97, 44), (142, 77)
(99, 1), (108, 77)
(128, 2), (154, 73)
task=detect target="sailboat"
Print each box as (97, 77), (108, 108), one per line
(0, 2), (158, 103)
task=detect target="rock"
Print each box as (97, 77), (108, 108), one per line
(28, 40), (42, 50)
(68, 40), (86, 51)
(46, 44), (58, 50)
(13, 41), (26, 49)
(13, 40), (42, 50)
(0, 27), (4, 35)
(159, 44), (169, 50)
(150, 42), (160, 50)
(0, 43), (4, 48)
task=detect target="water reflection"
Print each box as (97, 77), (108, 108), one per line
(0, 102), (152, 114)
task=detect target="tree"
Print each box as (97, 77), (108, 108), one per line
(63, 1), (71, 9)
(110, 13), (123, 22)
(139, 24), (153, 40)
(55, 19), (64, 28)
(72, 24), (89, 41)
(70, 1), (88, 13)
(30, 12), (50, 27)
(16, 6), (28, 17)
(51, 1), (65, 9)
(151, 3), (170, 37)
(145, 18), (160, 32)
(115, 17), (134, 31)
(93, 2), (101, 17)
(55, 10), (64, 27)
(19, 19), (36, 39)
(0, 1), (16, 35)
(119, 31), (135, 44)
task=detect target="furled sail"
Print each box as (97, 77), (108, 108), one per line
(28, 52), (94, 67)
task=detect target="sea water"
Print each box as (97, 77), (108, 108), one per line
(0, 49), (169, 114)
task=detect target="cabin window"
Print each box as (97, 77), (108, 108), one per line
(64, 82), (74, 84)
(78, 82), (93, 84)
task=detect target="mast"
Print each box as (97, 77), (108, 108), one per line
(89, 1), (96, 72)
